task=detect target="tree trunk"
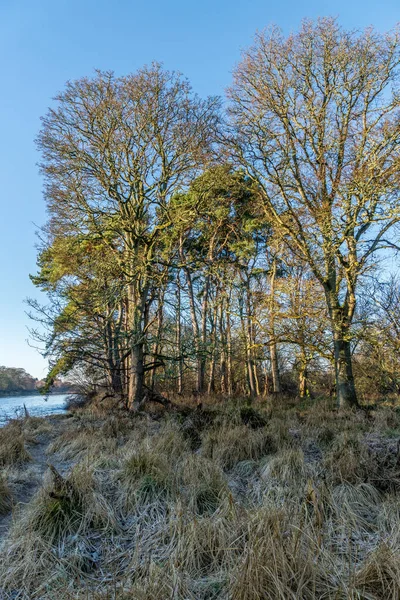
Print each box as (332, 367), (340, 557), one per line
(226, 294), (233, 396)
(151, 289), (166, 391)
(176, 285), (183, 394)
(326, 295), (358, 408)
(263, 362), (269, 397)
(110, 367), (123, 396)
(245, 279), (259, 398)
(219, 301), (227, 394)
(122, 298), (130, 397)
(298, 364), (308, 398)
(269, 257), (281, 394)
(253, 363), (261, 396)
(297, 344), (309, 398)
(104, 299), (123, 396)
(128, 342), (144, 411)
(333, 333), (358, 408)
(269, 339), (281, 394)
(179, 242), (202, 394)
(199, 275), (210, 394)
(207, 300), (218, 395)
(239, 289), (256, 398)
(127, 282), (147, 411)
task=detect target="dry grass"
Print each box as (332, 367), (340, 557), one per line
(0, 402), (400, 599)
(324, 431), (369, 484)
(202, 424), (277, 469)
(0, 476), (13, 515)
(30, 465), (116, 541)
(355, 544), (400, 599)
(46, 422), (119, 462)
(262, 447), (308, 484)
(228, 508), (334, 600)
(0, 420), (32, 466)
(179, 454), (230, 515)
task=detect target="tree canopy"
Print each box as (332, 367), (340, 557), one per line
(30, 20), (400, 409)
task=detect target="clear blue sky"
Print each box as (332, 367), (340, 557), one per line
(0, 0), (398, 378)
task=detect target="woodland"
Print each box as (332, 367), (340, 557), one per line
(28, 19), (400, 411)
(1, 19), (400, 600)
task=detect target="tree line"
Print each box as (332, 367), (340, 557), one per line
(0, 367), (38, 395)
(29, 18), (400, 410)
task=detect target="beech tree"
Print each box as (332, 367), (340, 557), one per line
(228, 18), (400, 407)
(37, 64), (220, 410)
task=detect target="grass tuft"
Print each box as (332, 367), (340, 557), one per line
(0, 420), (31, 466)
(202, 425), (277, 469)
(355, 544), (400, 599)
(0, 475), (13, 515)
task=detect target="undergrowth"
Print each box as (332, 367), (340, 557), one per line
(0, 400), (400, 599)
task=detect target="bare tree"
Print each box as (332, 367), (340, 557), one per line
(37, 64), (220, 410)
(228, 18), (400, 407)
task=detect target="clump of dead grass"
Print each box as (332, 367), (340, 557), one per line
(22, 416), (54, 437)
(355, 544), (400, 599)
(324, 431), (370, 485)
(47, 426), (118, 462)
(118, 448), (173, 510)
(172, 513), (233, 576)
(0, 475), (13, 514)
(19, 464), (117, 542)
(179, 454), (230, 515)
(330, 482), (381, 531)
(261, 447), (309, 485)
(202, 425), (277, 469)
(229, 506), (335, 600)
(0, 420), (31, 466)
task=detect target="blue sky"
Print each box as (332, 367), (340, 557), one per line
(0, 0), (399, 378)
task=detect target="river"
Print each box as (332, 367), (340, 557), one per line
(0, 393), (69, 426)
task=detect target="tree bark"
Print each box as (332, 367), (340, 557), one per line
(176, 284), (183, 394)
(219, 300), (227, 394)
(151, 288), (166, 391)
(127, 282), (148, 411)
(246, 279), (260, 397)
(263, 362), (269, 397)
(199, 275), (210, 394)
(269, 339), (281, 394)
(226, 301), (233, 396)
(207, 300), (218, 395)
(327, 297), (358, 408)
(128, 342), (144, 411)
(179, 242), (203, 394)
(269, 258), (281, 394)
(333, 332), (357, 408)
(298, 356), (309, 399)
(239, 287), (256, 398)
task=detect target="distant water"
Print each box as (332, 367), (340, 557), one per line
(0, 393), (69, 426)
